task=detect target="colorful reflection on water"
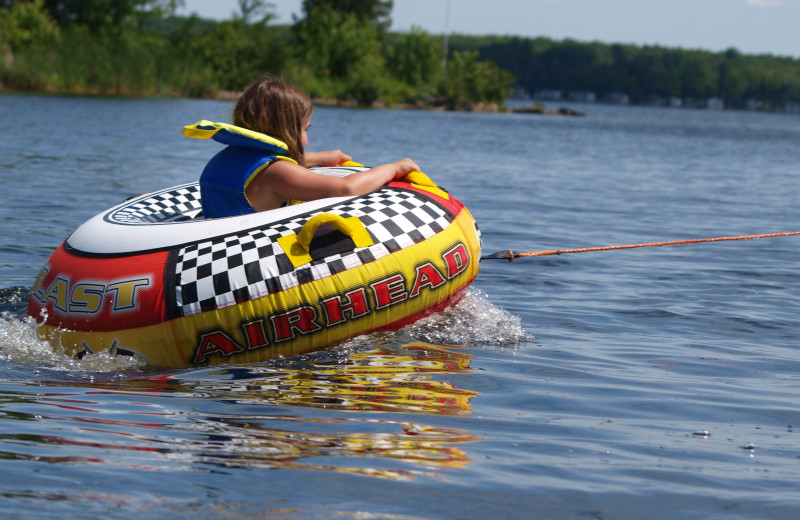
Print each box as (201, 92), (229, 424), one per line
(191, 341), (477, 415)
(0, 342), (480, 484)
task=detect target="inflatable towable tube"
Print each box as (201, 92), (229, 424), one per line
(27, 167), (481, 368)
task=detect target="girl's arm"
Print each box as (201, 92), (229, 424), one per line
(246, 158), (420, 212)
(305, 150), (352, 167)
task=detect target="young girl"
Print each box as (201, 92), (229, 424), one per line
(190, 75), (420, 219)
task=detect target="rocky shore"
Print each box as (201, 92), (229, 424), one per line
(511, 103), (585, 116)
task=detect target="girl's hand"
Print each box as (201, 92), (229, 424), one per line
(257, 156), (423, 207)
(306, 150), (352, 167)
(391, 158), (420, 178)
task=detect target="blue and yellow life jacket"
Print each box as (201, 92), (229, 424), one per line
(183, 121), (297, 219)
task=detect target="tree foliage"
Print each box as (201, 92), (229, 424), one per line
(294, 6), (380, 79)
(168, 16), (288, 92)
(38, 0), (182, 31)
(236, 0), (272, 24)
(300, 0), (392, 33)
(292, 5), (385, 102)
(290, 2), (512, 106)
(441, 50), (514, 108)
(467, 36), (800, 108)
(4, 0), (800, 110)
(386, 27), (444, 90)
(0, 0), (61, 50)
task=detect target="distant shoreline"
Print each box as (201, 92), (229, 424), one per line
(0, 84), (510, 112)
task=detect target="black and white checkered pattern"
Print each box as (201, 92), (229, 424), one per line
(111, 184), (203, 224)
(173, 189), (454, 316)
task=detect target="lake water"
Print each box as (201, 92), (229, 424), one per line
(1, 93), (800, 519)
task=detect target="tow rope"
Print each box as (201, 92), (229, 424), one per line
(481, 231), (800, 261)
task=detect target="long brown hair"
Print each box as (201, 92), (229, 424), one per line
(232, 75), (313, 166)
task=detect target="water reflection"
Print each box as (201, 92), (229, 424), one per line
(162, 416), (477, 480)
(189, 341), (477, 415)
(0, 342), (480, 483)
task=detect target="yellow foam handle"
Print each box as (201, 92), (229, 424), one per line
(401, 171), (449, 200)
(277, 213), (374, 268)
(402, 171), (434, 187)
(298, 214), (372, 249)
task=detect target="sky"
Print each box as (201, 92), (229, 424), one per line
(176, 0), (800, 58)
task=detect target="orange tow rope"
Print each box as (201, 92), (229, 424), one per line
(481, 231), (800, 261)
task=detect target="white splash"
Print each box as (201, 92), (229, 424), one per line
(403, 288), (529, 347)
(0, 313), (144, 372)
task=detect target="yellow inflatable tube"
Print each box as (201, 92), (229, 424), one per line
(28, 167), (481, 368)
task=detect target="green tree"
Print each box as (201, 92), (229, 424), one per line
(538, 39), (600, 91)
(480, 36), (542, 94)
(40, 0), (182, 31)
(718, 61), (746, 106)
(300, 0), (392, 34)
(167, 11), (288, 94)
(385, 27), (443, 89)
(294, 4), (385, 102)
(679, 53), (716, 99)
(440, 50), (514, 108)
(237, 0), (272, 24)
(0, 0), (61, 50)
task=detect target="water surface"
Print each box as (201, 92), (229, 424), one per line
(1, 93), (799, 519)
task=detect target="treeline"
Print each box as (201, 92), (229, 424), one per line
(0, 0), (512, 109)
(3, 1), (799, 111)
(451, 35), (800, 110)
